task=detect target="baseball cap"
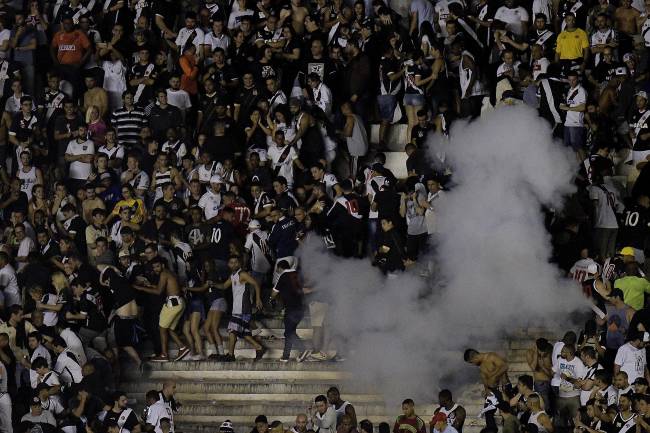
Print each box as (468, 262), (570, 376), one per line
(430, 413), (447, 425)
(248, 219), (261, 230)
(100, 172), (112, 181)
(636, 91), (648, 100)
(118, 249), (130, 259)
(210, 175), (224, 184)
(219, 421), (235, 433)
(634, 377), (649, 386)
(30, 396), (41, 406)
(619, 246), (636, 256)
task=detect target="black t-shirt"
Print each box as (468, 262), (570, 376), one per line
(630, 109), (650, 151)
(0, 191), (28, 222)
(618, 202), (650, 251)
(53, 114), (84, 151)
(206, 220), (236, 260)
(140, 219), (178, 244)
(10, 112), (40, 143)
(66, 215), (87, 254)
(374, 189), (401, 221)
(411, 124), (433, 148)
(103, 408), (139, 431)
(152, 0), (179, 30)
(154, 197), (186, 220)
(273, 269), (304, 311)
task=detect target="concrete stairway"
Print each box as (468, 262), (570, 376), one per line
(122, 319), (561, 433)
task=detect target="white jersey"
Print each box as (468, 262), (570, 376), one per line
(267, 143), (298, 187)
(557, 356), (586, 398)
(529, 411), (549, 433)
(333, 401), (351, 425)
(564, 85), (587, 127)
(245, 230), (272, 274)
(18, 166), (38, 199)
(54, 349), (83, 386)
(146, 400), (174, 433)
(198, 189), (221, 220)
(0, 264), (19, 305)
(615, 342), (647, 383)
(570, 258), (598, 282)
(66, 139), (95, 180)
(230, 270), (248, 315)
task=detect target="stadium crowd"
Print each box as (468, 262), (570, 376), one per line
(0, 0), (648, 431)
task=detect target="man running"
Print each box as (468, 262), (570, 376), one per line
(215, 255), (266, 361)
(134, 257), (189, 362)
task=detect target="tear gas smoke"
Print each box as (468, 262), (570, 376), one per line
(298, 107), (589, 402)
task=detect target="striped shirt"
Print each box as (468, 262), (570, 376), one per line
(110, 107), (147, 148)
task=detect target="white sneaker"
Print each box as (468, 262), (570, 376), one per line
(297, 349), (312, 362)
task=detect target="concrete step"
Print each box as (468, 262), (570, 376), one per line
(175, 422), (488, 433)
(122, 382), (372, 397)
(369, 124), (408, 151)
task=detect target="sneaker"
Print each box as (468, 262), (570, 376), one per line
(222, 354), (236, 362)
(308, 352), (328, 361)
(254, 347), (267, 361)
(297, 349), (312, 363)
(174, 347), (191, 362)
(208, 353), (224, 361)
(279, 357), (290, 363)
(150, 355), (169, 362)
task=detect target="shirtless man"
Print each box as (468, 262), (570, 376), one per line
(98, 266), (143, 368)
(291, 0), (309, 34)
(134, 257), (190, 362)
(616, 0), (641, 54)
(464, 349), (510, 393)
(527, 338), (554, 409)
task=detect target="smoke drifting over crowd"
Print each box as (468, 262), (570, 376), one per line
(298, 107), (590, 400)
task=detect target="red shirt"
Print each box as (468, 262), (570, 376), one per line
(51, 30), (90, 65)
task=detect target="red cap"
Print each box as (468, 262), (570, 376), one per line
(430, 413), (447, 426)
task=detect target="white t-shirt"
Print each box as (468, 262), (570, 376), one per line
(615, 342), (647, 383)
(0, 263), (19, 304)
(66, 139), (95, 180)
(0, 29), (11, 60)
(564, 85), (587, 127)
(166, 89), (192, 111)
(102, 60), (127, 93)
(410, 0), (435, 29)
(198, 189), (221, 220)
(146, 401), (174, 433)
(54, 349), (83, 386)
(16, 237), (34, 271)
(60, 328), (87, 366)
(557, 356), (586, 397)
(494, 6), (529, 36)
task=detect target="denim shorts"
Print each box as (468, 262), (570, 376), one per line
(377, 94), (397, 121)
(404, 93), (425, 107)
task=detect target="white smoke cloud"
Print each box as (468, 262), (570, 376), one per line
(298, 106), (590, 403)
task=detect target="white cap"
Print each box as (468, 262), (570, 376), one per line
(248, 219), (261, 230)
(210, 175), (224, 184)
(637, 91), (648, 100)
